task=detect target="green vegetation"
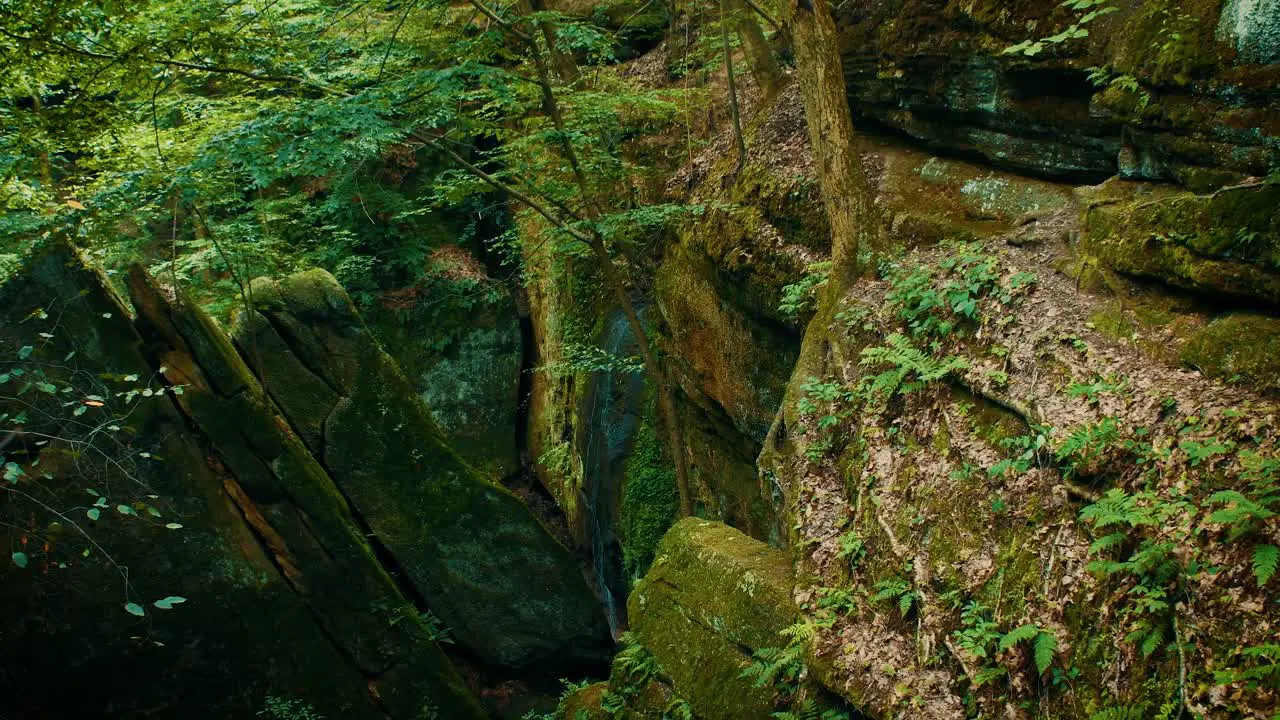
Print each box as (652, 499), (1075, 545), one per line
(620, 414), (679, 583)
(5, 0), (1280, 717)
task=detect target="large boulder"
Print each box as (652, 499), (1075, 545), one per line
(1079, 179), (1280, 304)
(626, 518), (797, 720)
(362, 247), (524, 481)
(0, 241), (486, 719)
(233, 269), (613, 669)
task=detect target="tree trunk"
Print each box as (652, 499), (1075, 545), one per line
(732, 0), (782, 97)
(720, 0), (748, 167)
(783, 0), (875, 285)
(527, 0), (580, 83)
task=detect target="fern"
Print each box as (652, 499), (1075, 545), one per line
(1254, 544), (1279, 587)
(997, 623), (1040, 653)
(614, 632), (663, 685)
(1213, 643), (1280, 691)
(1208, 490), (1277, 541)
(1089, 705), (1148, 720)
(1080, 489), (1157, 530)
(1034, 631), (1058, 674)
(869, 577), (917, 618)
(662, 698), (694, 720)
(779, 262), (832, 319)
(999, 624), (1058, 674)
(1057, 417), (1121, 476)
(741, 621), (815, 695)
(857, 334), (969, 406)
(1088, 532), (1128, 555)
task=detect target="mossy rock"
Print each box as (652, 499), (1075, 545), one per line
(1217, 0), (1280, 64)
(837, 0), (1280, 184)
(1181, 312), (1280, 394)
(627, 518), (795, 720)
(546, 0), (671, 57)
(1080, 180), (1280, 303)
(556, 683), (612, 720)
(0, 241), (486, 719)
(619, 410), (680, 583)
(363, 279), (523, 481)
(234, 269), (612, 669)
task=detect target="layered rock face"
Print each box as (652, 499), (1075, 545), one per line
(836, 0), (1280, 186)
(0, 242), (609, 718)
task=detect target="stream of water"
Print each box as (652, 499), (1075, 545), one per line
(581, 309), (646, 636)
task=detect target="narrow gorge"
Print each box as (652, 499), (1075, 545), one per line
(1, 0), (1278, 718)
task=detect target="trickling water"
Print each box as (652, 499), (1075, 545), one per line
(581, 309), (645, 636)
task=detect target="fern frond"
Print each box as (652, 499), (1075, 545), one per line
(1080, 489), (1155, 529)
(1033, 631), (1058, 674)
(1089, 532), (1128, 555)
(1254, 544), (1278, 586)
(780, 620), (818, 645)
(997, 623), (1040, 652)
(1089, 705), (1148, 720)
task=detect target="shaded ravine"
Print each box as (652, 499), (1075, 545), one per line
(580, 308), (647, 635)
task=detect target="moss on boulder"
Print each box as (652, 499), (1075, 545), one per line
(0, 241), (486, 719)
(627, 518), (796, 720)
(555, 683), (612, 720)
(1079, 180), (1280, 303)
(234, 269), (612, 669)
(1181, 312), (1280, 394)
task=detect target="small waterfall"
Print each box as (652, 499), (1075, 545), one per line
(581, 309), (645, 636)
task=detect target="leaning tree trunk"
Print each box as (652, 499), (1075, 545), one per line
(720, 0), (749, 167)
(783, 0), (875, 285)
(732, 0), (782, 97)
(527, 0), (580, 83)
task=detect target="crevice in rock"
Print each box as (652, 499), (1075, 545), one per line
(846, 106), (1119, 185)
(312, 401), (436, 616)
(149, 373), (395, 705)
(514, 309), (536, 482)
(255, 308), (345, 397)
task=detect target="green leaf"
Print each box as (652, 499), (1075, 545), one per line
(124, 602), (146, 617)
(1254, 544), (1279, 587)
(3, 462), (24, 483)
(11, 551), (28, 568)
(117, 504), (135, 516)
(1034, 631), (1058, 674)
(165, 523), (183, 530)
(17, 346), (33, 360)
(87, 508), (101, 521)
(998, 623), (1040, 652)
(153, 596), (187, 610)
